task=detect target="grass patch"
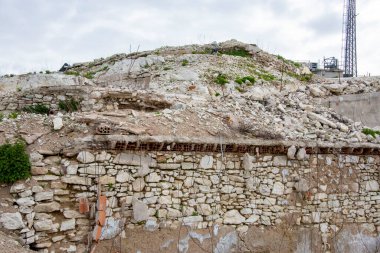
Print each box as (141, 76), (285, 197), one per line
(277, 55), (302, 68)
(181, 59), (189, 66)
(215, 74), (228, 85)
(65, 71), (80, 76)
(362, 128), (380, 138)
(8, 112), (19, 119)
(163, 67), (171, 71)
(83, 72), (95, 79)
(235, 86), (244, 93)
(192, 49), (213, 55)
(23, 104), (50, 115)
(58, 98), (80, 112)
(0, 141), (31, 183)
(235, 76), (256, 85)
(0, 113), (4, 122)
(287, 72), (313, 82)
(221, 48), (250, 57)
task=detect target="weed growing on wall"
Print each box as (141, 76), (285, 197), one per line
(59, 98), (80, 112)
(23, 104), (50, 115)
(0, 142), (31, 183)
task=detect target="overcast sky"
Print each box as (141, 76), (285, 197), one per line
(0, 0), (378, 76)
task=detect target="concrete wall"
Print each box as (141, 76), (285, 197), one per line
(322, 92), (380, 128)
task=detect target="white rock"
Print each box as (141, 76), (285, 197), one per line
(0, 212), (24, 230)
(62, 176), (92, 186)
(246, 215), (260, 224)
(132, 178), (145, 192)
(53, 117), (63, 130)
(66, 165), (78, 175)
(365, 180), (379, 192)
(34, 191), (54, 202)
(223, 210), (246, 225)
(63, 210), (85, 219)
(242, 153), (254, 171)
(272, 182), (284, 195)
(116, 171), (133, 183)
(296, 148), (307, 160)
(34, 219), (53, 231)
(60, 219), (76, 231)
(31, 185), (44, 193)
(76, 151), (95, 164)
(16, 197), (35, 206)
(145, 172), (161, 183)
(294, 179), (309, 192)
(273, 156), (287, 166)
(199, 155), (213, 169)
(10, 182), (26, 193)
(287, 146), (296, 159)
(113, 153), (157, 167)
(133, 199), (149, 222)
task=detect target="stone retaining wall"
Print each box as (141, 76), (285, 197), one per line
(4, 148), (380, 251)
(0, 87), (171, 114)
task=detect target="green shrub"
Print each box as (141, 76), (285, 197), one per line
(65, 71), (80, 76)
(215, 74), (228, 85)
(163, 67), (171, 71)
(362, 128), (380, 138)
(235, 76), (256, 85)
(221, 48), (250, 57)
(0, 142), (31, 183)
(58, 98), (80, 112)
(0, 113), (4, 122)
(45, 70), (51, 74)
(215, 92), (221, 97)
(8, 112), (19, 119)
(235, 86), (244, 92)
(23, 104), (50, 115)
(181, 59), (189, 66)
(83, 72), (95, 79)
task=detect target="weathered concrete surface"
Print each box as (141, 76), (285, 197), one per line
(321, 91), (380, 128)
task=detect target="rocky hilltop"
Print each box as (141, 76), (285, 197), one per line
(0, 39), (379, 151)
(0, 40), (380, 253)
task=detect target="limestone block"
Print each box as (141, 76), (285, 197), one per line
(60, 218), (76, 231)
(113, 153), (157, 167)
(133, 199), (149, 222)
(99, 175), (115, 185)
(0, 212), (24, 230)
(223, 210), (245, 225)
(116, 171), (133, 183)
(34, 191), (54, 202)
(145, 172), (161, 183)
(296, 148), (307, 160)
(365, 180), (379, 192)
(34, 219), (53, 231)
(34, 202), (61, 213)
(199, 155), (213, 169)
(53, 117), (63, 130)
(242, 153), (255, 171)
(132, 178), (145, 192)
(16, 197), (35, 206)
(287, 146), (297, 159)
(76, 151), (95, 164)
(273, 156), (287, 166)
(78, 165), (106, 175)
(62, 176), (92, 186)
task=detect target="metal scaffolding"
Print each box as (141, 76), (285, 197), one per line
(341, 0), (357, 77)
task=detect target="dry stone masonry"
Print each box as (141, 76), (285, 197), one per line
(3, 146), (380, 251)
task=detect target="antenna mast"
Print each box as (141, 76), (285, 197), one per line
(342, 0), (357, 77)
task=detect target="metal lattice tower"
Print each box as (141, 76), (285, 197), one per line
(341, 0), (357, 77)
